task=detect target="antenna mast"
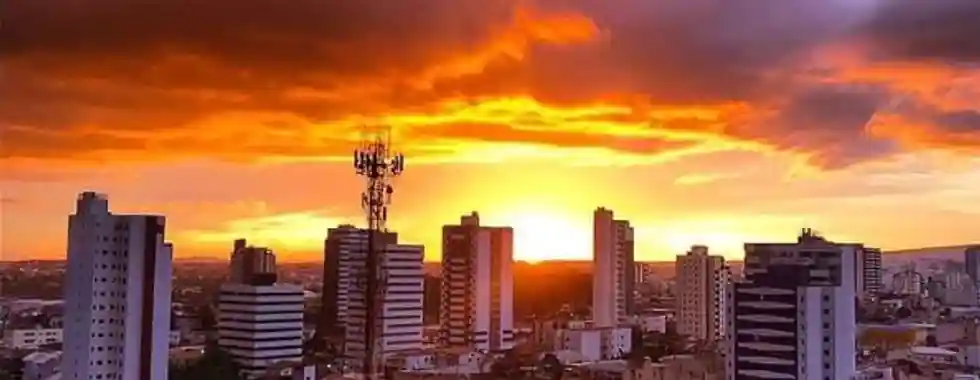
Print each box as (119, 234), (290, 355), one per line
(352, 125), (405, 379)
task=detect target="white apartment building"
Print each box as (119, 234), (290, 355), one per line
(441, 212), (515, 351)
(554, 325), (632, 361)
(343, 242), (425, 371)
(634, 262), (654, 284)
(675, 245), (727, 342)
(861, 247), (883, 297)
(24, 351), (62, 380)
(321, 226), (398, 338)
(593, 208), (635, 327)
(217, 283), (305, 378)
(62, 192), (173, 380)
(892, 265), (926, 296)
(4, 328), (62, 349)
(725, 229), (857, 380)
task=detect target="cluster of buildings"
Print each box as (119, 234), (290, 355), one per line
(11, 191), (980, 380)
(37, 194), (651, 380)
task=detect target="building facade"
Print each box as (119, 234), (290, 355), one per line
(634, 262), (654, 285)
(217, 283), (305, 378)
(3, 328), (62, 350)
(892, 265), (926, 296)
(343, 242), (425, 371)
(320, 226), (398, 339)
(967, 246), (980, 282)
(725, 229), (857, 380)
(440, 212), (515, 351)
(554, 325), (633, 361)
(675, 245), (728, 342)
(230, 239), (277, 285)
(62, 192), (173, 380)
(593, 208), (635, 327)
(861, 247), (883, 297)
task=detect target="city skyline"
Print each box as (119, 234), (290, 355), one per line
(5, 0), (980, 262)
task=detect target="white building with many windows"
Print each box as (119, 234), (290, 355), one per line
(4, 328), (62, 350)
(62, 192), (173, 380)
(217, 283), (305, 378)
(675, 245), (728, 342)
(725, 229), (857, 380)
(440, 212), (515, 351)
(321, 226), (398, 339)
(554, 325), (632, 362)
(593, 208), (634, 327)
(343, 242), (425, 371)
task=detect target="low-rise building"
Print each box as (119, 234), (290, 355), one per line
(218, 282), (305, 378)
(23, 351), (61, 380)
(4, 328), (62, 350)
(887, 346), (961, 365)
(554, 326), (631, 362)
(568, 356), (721, 380)
(169, 346), (205, 367)
(626, 315), (666, 334)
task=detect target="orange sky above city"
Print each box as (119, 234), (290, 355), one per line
(3, 0), (980, 262)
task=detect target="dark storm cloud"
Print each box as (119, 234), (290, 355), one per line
(510, 0), (874, 104)
(3, 0), (980, 168)
(758, 86), (897, 168)
(3, 0), (515, 73)
(857, 0), (980, 62)
(1, 0), (523, 125)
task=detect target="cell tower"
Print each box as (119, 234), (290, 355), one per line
(352, 125), (405, 379)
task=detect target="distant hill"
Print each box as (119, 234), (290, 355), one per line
(882, 244), (979, 270)
(174, 256), (225, 262)
(885, 245), (977, 256)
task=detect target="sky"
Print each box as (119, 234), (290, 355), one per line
(3, 0), (980, 262)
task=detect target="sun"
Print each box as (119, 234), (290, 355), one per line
(487, 211), (591, 262)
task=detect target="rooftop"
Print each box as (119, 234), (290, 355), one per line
(911, 346), (958, 356)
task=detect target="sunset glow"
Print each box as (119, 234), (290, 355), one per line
(4, 0), (980, 262)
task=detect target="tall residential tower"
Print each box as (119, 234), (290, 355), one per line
(592, 208), (634, 327)
(440, 212), (515, 351)
(675, 245), (728, 342)
(63, 192), (173, 380)
(725, 229), (858, 380)
(319, 226), (397, 339)
(320, 226), (424, 370)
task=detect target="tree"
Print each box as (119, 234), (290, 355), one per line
(538, 353), (564, 380)
(198, 304), (218, 331)
(491, 350), (522, 379)
(170, 341), (246, 380)
(895, 306), (913, 320)
(0, 356), (24, 380)
(638, 327), (687, 362)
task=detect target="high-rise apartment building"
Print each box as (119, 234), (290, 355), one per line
(592, 208), (634, 327)
(675, 245), (727, 342)
(843, 244), (883, 299)
(966, 246), (980, 281)
(860, 247), (883, 297)
(229, 239), (277, 285)
(343, 243), (425, 371)
(217, 283), (304, 378)
(320, 226), (397, 339)
(218, 243), (304, 378)
(966, 246), (980, 305)
(725, 229), (857, 380)
(63, 192), (173, 380)
(440, 212), (515, 351)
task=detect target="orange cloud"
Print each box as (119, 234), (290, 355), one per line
(3, 0), (980, 173)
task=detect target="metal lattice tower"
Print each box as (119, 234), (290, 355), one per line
(352, 126), (405, 379)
